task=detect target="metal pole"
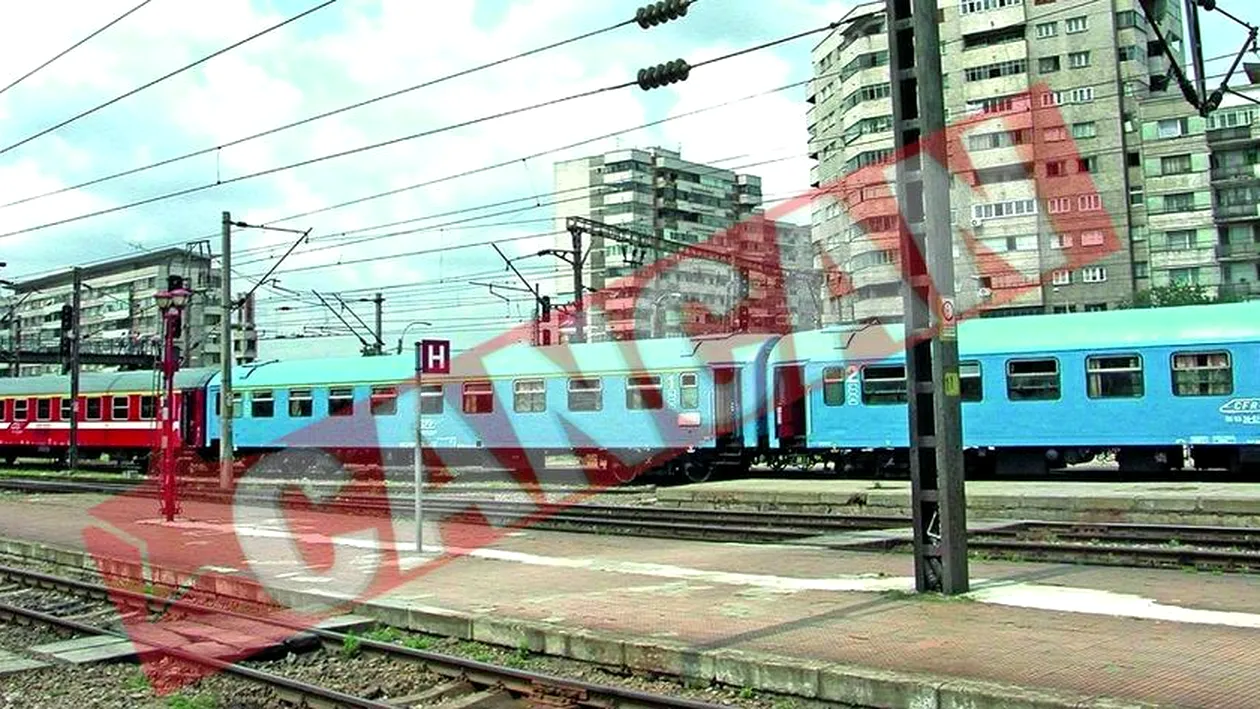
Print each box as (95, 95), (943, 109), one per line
(219, 211), (234, 491)
(160, 308), (178, 521)
(373, 292), (384, 355)
(69, 267), (82, 470)
(886, 0), (968, 594)
(413, 346), (423, 555)
(569, 226), (585, 343)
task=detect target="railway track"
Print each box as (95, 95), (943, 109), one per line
(0, 561), (730, 709)
(3, 477), (1259, 572)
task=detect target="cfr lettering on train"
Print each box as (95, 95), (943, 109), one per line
(1221, 398), (1260, 425)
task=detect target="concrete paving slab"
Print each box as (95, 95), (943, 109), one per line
(0, 649), (48, 676)
(27, 634), (121, 655)
(314, 614), (378, 633)
(35, 636), (142, 664)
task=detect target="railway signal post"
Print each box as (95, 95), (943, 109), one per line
(155, 276), (191, 522)
(885, 0), (969, 594)
(414, 338), (450, 553)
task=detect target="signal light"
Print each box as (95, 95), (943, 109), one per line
(635, 0), (689, 29)
(637, 59), (691, 91)
(540, 295), (552, 323)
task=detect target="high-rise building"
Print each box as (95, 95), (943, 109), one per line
(1, 247), (257, 376)
(807, 0), (1219, 324)
(552, 147), (819, 340)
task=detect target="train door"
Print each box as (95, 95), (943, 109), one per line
(774, 365), (807, 447)
(713, 366), (743, 446)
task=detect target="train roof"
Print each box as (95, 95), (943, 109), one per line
(215, 333), (779, 389)
(771, 300), (1260, 363)
(0, 367), (218, 397)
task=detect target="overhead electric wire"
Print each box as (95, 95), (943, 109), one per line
(0, 0), (155, 99)
(0, 0), (339, 159)
(0, 5), (651, 212)
(0, 21), (845, 242)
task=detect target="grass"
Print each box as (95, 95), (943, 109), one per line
(166, 693), (217, 709)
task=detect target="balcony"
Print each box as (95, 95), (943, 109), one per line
(1216, 242), (1260, 261)
(1207, 126), (1257, 146)
(1211, 164), (1260, 183)
(1219, 281), (1260, 300)
(1216, 203), (1260, 221)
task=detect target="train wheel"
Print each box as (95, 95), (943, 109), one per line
(682, 460), (711, 483)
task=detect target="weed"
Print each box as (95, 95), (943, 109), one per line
(364, 626), (402, 643)
(402, 635), (433, 650)
(738, 686), (756, 700)
(167, 693), (217, 709)
(341, 632), (361, 659)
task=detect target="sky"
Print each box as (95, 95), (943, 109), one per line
(0, 0), (1254, 361)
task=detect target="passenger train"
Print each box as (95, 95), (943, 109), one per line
(0, 301), (1257, 479)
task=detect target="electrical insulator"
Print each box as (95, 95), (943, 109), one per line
(636, 59), (691, 91)
(635, 0), (689, 29)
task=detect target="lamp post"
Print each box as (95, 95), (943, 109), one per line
(652, 292), (682, 339)
(396, 321), (432, 354)
(154, 275), (191, 522)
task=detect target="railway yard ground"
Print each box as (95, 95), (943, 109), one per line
(0, 477), (1258, 708)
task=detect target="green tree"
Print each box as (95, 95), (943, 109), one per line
(1117, 282), (1218, 309)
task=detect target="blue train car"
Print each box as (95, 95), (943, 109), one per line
(203, 333), (779, 482)
(767, 301), (1260, 475)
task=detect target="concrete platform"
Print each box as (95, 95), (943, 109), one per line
(2, 492), (1260, 708)
(656, 479), (1260, 525)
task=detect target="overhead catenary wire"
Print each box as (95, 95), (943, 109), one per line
(0, 21), (844, 242)
(0, 4), (657, 212)
(0, 0), (340, 159)
(0, 0), (156, 99)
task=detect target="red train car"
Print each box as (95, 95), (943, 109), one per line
(0, 368), (216, 468)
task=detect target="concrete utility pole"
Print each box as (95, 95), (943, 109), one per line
(68, 266), (82, 471)
(569, 225), (585, 344)
(219, 211), (234, 491)
(885, 0), (968, 594)
(373, 292), (384, 355)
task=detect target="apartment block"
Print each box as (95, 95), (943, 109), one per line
(1, 248), (257, 376)
(553, 147), (819, 340)
(807, 0), (1199, 324)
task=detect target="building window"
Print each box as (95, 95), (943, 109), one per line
(1087, 354), (1143, 398)
(1052, 234), (1073, 249)
(861, 365), (907, 405)
(1072, 122), (1097, 139)
(289, 389), (313, 417)
(1134, 261), (1149, 278)
(112, 396), (129, 420)
(250, 391), (274, 418)
(370, 385), (398, 416)
(1047, 160), (1068, 177)
(329, 387), (354, 417)
(1163, 192), (1195, 212)
(964, 59), (1028, 83)
(960, 361), (983, 402)
(1034, 21), (1057, 38)
(972, 198), (1037, 220)
(1052, 269), (1071, 285)
(1082, 266), (1107, 283)
(1129, 185), (1145, 206)
(1118, 45), (1139, 61)
(1068, 51), (1091, 68)
(462, 382), (493, 414)
(140, 395), (156, 420)
(1166, 229), (1197, 249)
(1065, 16), (1088, 33)
(1127, 151), (1141, 167)
(1170, 267), (1200, 285)
(1172, 352), (1232, 396)
(86, 397), (102, 421)
(513, 379), (546, 413)
(1044, 126), (1067, 142)
(626, 375), (663, 410)
(959, 0), (1023, 15)
(1078, 194), (1102, 211)
(822, 367), (845, 406)
(12, 400), (27, 420)
(680, 372), (700, 409)
(1007, 359), (1060, 400)
(1077, 156), (1098, 173)
(1038, 56), (1060, 73)
(36, 399), (51, 421)
(420, 384), (444, 414)
(1161, 154), (1193, 174)
(1048, 197), (1072, 213)
(1157, 118), (1187, 138)
(567, 378), (602, 412)
(1084, 303), (1108, 312)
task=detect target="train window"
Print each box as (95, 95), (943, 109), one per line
(60, 398), (72, 420)
(36, 399), (51, 421)
(420, 384), (443, 414)
(1171, 351), (1233, 396)
(251, 391), (274, 418)
(679, 373), (700, 409)
(626, 375), (663, 410)
(1006, 358), (1060, 400)
(960, 361), (983, 402)
(289, 389), (313, 417)
(822, 367), (845, 406)
(513, 379), (546, 413)
(0, 399), (7, 421)
(13, 399), (27, 420)
(370, 386), (398, 416)
(140, 396), (156, 420)
(1086, 354), (1143, 398)
(567, 378), (602, 412)
(862, 365), (908, 405)
(463, 381), (493, 414)
(86, 398), (102, 421)
(112, 396), (129, 419)
(329, 388), (354, 417)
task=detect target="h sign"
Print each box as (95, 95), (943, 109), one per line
(417, 339), (451, 374)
